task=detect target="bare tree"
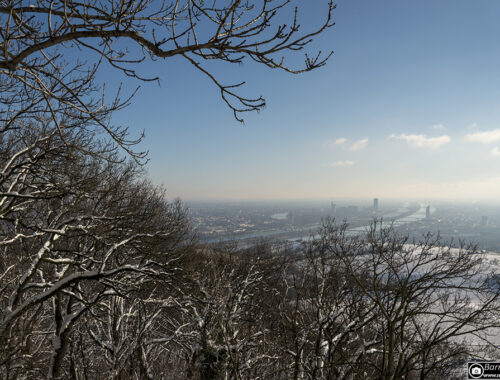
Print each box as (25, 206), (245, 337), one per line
(0, 2), (337, 378)
(1, 0), (335, 128)
(0, 125), (192, 378)
(312, 220), (500, 380)
(202, 221), (499, 379)
(160, 246), (273, 380)
(266, 240), (379, 380)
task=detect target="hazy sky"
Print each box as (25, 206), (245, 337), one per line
(109, 0), (500, 201)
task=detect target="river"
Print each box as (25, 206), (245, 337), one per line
(203, 204), (436, 246)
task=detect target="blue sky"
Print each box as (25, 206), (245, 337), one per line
(109, 0), (500, 201)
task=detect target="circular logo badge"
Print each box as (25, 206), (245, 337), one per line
(469, 363), (484, 379)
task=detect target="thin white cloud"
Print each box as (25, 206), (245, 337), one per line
(326, 137), (347, 149)
(389, 133), (450, 149)
(334, 138), (347, 145)
(348, 138), (368, 151)
(492, 147), (500, 156)
(330, 160), (355, 168)
(327, 137), (367, 151)
(464, 129), (500, 144)
(432, 124), (446, 130)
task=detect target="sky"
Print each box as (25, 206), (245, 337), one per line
(109, 0), (500, 201)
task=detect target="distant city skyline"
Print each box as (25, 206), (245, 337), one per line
(108, 0), (500, 201)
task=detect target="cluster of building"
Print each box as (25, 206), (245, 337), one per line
(189, 199), (500, 250)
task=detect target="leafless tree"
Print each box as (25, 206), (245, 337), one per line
(155, 245), (276, 380)
(1, 0), (336, 131)
(193, 222), (499, 380)
(310, 220), (500, 379)
(0, 125), (192, 378)
(0, 2), (336, 378)
(266, 239), (379, 380)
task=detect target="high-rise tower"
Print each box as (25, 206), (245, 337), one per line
(331, 202), (336, 215)
(481, 216), (488, 227)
